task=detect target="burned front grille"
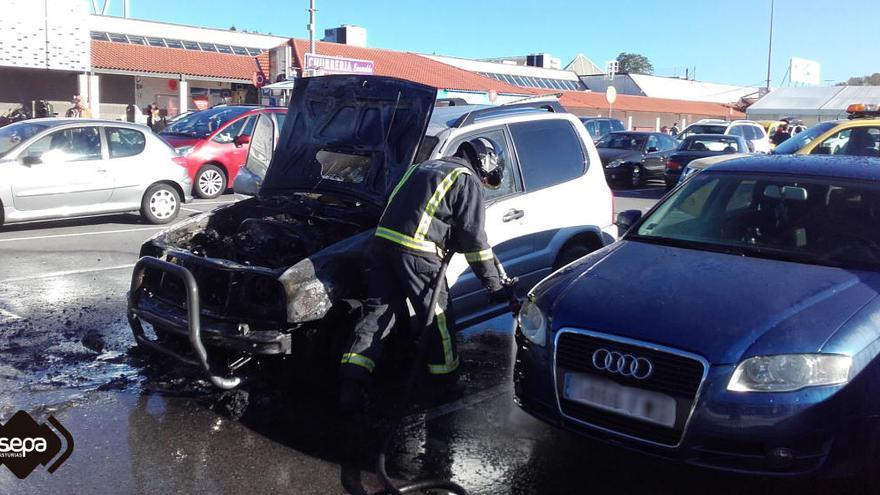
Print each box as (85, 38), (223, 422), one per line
(554, 329), (707, 447)
(140, 255), (286, 324)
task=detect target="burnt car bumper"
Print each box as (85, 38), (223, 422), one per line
(128, 256), (291, 389)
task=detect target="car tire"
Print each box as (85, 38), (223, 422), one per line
(194, 164), (226, 199)
(141, 183), (180, 224)
(629, 166), (643, 189)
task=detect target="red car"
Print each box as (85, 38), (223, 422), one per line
(159, 106), (287, 198)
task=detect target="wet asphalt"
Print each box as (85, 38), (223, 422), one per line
(0, 187), (860, 494)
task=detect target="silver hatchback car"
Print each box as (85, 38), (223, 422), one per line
(0, 119), (192, 226)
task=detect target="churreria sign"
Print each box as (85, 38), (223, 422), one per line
(0, 410), (73, 479)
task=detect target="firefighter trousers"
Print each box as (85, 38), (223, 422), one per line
(340, 244), (458, 384)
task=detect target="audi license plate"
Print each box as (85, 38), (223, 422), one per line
(563, 373), (676, 427)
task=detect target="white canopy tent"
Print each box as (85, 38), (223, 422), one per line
(747, 86), (880, 123)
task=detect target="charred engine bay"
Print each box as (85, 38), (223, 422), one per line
(163, 194), (379, 269)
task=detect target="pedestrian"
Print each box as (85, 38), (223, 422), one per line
(337, 137), (517, 413)
(65, 94), (91, 118)
(670, 122), (680, 137)
(772, 122), (791, 145)
(146, 103), (161, 132)
(660, 125), (669, 134)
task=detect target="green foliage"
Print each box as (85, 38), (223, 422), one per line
(615, 52), (654, 75)
(836, 73), (880, 86)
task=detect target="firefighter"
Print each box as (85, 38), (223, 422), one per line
(338, 137), (514, 412)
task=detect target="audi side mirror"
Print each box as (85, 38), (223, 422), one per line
(21, 155), (42, 166)
(616, 209), (642, 236)
(233, 135), (251, 148)
(647, 146), (659, 153)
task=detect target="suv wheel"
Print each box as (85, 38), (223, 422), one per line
(195, 165), (226, 199)
(141, 183), (180, 224)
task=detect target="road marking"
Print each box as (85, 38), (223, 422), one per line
(0, 226), (164, 243)
(181, 207), (202, 213)
(0, 264), (135, 284)
(404, 384), (510, 424)
(190, 200), (238, 206)
(0, 308), (22, 324)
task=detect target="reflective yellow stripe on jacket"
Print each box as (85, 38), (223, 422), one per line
(464, 248), (494, 263)
(340, 352), (376, 372)
(375, 227), (440, 254)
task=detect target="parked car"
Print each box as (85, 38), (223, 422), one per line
(579, 117), (625, 142)
(772, 104), (880, 157)
(677, 152), (749, 184)
(596, 131), (679, 188)
(678, 119), (770, 154)
(0, 119), (191, 226)
(514, 154), (880, 478)
(664, 134), (751, 189)
(159, 105), (286, 199)
(128, 75), (617, 389)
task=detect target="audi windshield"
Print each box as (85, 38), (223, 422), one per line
(628, 171), (880, 271)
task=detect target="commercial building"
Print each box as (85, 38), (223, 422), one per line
(580, 73), (760, 105)
(0, 0), (283, 121)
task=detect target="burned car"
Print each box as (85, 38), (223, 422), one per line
(129, 75), (616, 388)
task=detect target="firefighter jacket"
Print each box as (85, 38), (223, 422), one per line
(375, 157), (503, 292)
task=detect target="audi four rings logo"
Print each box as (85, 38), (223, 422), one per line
(592, 348), (654, 380)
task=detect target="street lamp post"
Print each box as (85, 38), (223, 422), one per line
(765, 0), (775, 92)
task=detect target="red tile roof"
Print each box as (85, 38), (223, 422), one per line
(288, 39), (530, 95)
(559, 90), (745, 119)
(91, 40), (267, 81)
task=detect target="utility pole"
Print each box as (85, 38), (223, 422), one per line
(765, 0), (775, 92)
(308, 0), (316, 56)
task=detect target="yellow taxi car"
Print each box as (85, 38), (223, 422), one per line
(772, 104), (880, 156)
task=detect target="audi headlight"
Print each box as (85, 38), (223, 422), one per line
(517, 299), (546, 346)
(175, 145), (194, 156)
(604, 159), (624, 169)
(727, 354), (851, 392)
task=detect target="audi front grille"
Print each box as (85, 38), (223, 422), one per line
(553, 328), (708, 447)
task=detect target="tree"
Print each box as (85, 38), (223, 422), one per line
(616, 52), (654, 75)
(229, 25), (237, 31)
(836, 73), (880, 86)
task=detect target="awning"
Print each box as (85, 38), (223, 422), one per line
(263, 80), (296, 90)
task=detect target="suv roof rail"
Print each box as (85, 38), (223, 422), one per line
(452, 100), (566, 128)
(436, 98), (470, 107)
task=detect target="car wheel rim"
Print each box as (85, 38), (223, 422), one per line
(149, 190), (177, 219)
(199, 170), (223, 196)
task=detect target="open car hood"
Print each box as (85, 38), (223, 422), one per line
(260, 75), (437, 207)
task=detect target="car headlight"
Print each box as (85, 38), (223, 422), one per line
(175, 145), (194, 156)
(517, 299), (547, 346)
(727, 354), (852, 392)
(604, 159), (624, 169)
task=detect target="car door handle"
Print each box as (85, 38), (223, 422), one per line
(502, 209), (524, 222)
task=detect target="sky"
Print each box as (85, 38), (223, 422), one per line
(103, 0), (878, 87)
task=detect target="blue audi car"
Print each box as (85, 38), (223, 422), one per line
(514, 155), (880, 477)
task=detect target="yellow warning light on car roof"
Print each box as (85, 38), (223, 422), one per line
(846, 103), (879, 113)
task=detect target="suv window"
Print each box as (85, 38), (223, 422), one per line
(646, 135), (659, 151)
(106, 127), (146, 158)
(610, 119), (625, 132)
(728, 125), (746, 138)
(597, 120), (611, 137)
(24, 127), (102, 162)
(510, 119), (586, 191)
(449, 128), (522, 202)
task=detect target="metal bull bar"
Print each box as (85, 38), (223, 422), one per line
(128, 256), (241, 390)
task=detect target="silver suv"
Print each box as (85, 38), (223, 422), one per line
(129, 76), (615, 388)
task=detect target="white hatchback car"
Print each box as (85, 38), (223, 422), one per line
(0, 119), (192, 226)
(679, 119), (771, 154)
